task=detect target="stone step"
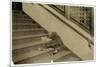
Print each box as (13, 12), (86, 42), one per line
(13, 37), (51, 50)
(13, 38), (51, 55)
(12, 23), (37, 26)
(54, 53), (81, 62)
(12, 33), (48, 40)
(12, 29), (46, 37)
(13, 17), (32, 21)
(12, 20), (37, 25)
(12, 12), (29, 18)
(12, 24), (41, 30)
(12, 10), (24, 14)
(35, 50), (71, 63)
(13, 37), (41, 47)
(12, 15), (30, 20)
(13, 28), (45, 32)
(15, 49), (71, 64)
(13, 48), (53, 63)
(12, 18), (35, 24)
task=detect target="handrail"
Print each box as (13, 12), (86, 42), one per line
(40, 4), (93, 44)
(49, 5), (65, 16)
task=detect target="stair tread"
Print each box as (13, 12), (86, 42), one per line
(35, 50), (71, 62)
(13, 17), (32, 20)
(54, 53), (81, 62)
(13, 37), (51, 50)
(12, 24), (39, 29)
(12, 20), (36, 24)
(18, 49), (71, 63)
(12, 10), (24, 13)
(12, 24), (40, 29)
(13, 13), (28, 16)
(13, 24), (37, 26)
(13, 28), (45, 32)
(52, 50), (71, 61)
(12, 33), (48, 40)
(13, 48), (53, 62)
(12, 22), (35, 24)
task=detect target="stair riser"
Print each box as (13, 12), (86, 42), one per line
(13, 33), (48, 40)
(12, 14), (30, 19)
(13, 25), (41, 29)
(12, 10), (24, 14)
(13, 37), (41, 46)
(13, 17), (32, 21)
(13, 43), (47, 56)
(15, 47), (64, 64)
(12, 22), (36, 25)
(12, 31), (46, 37)
(13, 48), (53, 63)
(12, 13), (24, 15)
(12, 19), (36, 24)
(15, 50), (53, 64)
(54, 54), (81, 62)
(12, 17), (37, 24)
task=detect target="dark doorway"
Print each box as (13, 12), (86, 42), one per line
(12, 2), (22, 10)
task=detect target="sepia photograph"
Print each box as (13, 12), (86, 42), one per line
(12, 1), (94, 65)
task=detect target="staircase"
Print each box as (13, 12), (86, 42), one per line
(12, 10), (81, 64)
